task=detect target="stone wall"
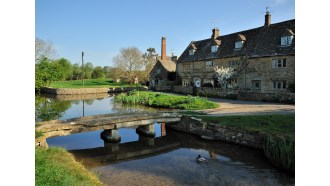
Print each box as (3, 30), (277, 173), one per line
(155, 86), (294, 103)
(237, 91), (295, 103)
(167, 116), (265, 149)
(154, 86), (172, 92)
(41, 87), (147, 95)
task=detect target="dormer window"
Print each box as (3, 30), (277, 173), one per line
(281, 36), (293, 46)
(235, 34), (246, 50)
(235, 41), (244, 49)
(189, 49), (195, 55)
(280, 28), (294, 47)
(211, 45), (218, 53)
(189, 43), (197, 55)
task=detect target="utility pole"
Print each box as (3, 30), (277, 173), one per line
(82, 51), (84, 87)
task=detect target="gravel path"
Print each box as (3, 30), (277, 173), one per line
(199, 97), (295, 116)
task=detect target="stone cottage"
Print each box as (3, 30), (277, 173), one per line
(149, 37), (177, 89)
(176, 12), (295, 93)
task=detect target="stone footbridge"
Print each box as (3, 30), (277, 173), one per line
(36, 112), (183, 146)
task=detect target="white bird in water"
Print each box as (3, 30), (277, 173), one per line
(196, 155), (207, 163)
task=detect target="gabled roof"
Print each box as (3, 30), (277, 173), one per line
(189, 43), (197, 50)
(236, 34), (246, 41)
(177, 19), (295, 63)
(158, 59), (176, 72)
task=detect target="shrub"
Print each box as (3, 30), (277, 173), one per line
(263, 135), (295, 173)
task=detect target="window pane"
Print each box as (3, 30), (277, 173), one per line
(281, 37), (287, 45)
(278, 60), (282, 67)
(273, 81), (276, 89)
(272, 60), (276, 68)
(283, 81), (286, 89)
(277, 82), (281, 89)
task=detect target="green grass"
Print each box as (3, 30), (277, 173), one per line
(194, 114), (295, 172)
(49, 79), (141, 88)
(263, 135), (295, 173)
(115, 90), (219, 110)
(194, 114), (295, 139)
(36, 147), (105, 186)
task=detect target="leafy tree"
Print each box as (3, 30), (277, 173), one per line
(82, 62), (94, 79)
(113, 47), (144, 83)
(35, 57), (53, 90)
(103, 66), (111, 78)
(52, 58), (73, 80)
(71, 63), (83, 80)
(35, 37), (56, 63)
(108, 67), (125, 82)
(92, 66), (106, 80)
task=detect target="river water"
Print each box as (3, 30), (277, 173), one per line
(36, 93), (295, 186)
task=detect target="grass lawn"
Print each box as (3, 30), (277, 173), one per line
(115, 90), (219, 110)
(36, 147), (105, 186)
(194, 114), (295, 139)
(49, 79), (141, 88)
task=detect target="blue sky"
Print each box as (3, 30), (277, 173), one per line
(36, 0), (295, 67)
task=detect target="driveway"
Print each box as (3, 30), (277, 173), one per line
(199, 98), (295, 116)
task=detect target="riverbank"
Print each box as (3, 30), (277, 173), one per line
(35, 147), (105, 186)
(41, 86), (147, 95)
(167, 114), (295, 173)
(115, 90), (218, 110)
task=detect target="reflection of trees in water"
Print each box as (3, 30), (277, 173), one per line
(84, 99), (94, 105)
(35, 95), (72, 122)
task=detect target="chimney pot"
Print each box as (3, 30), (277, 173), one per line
(212, 28), (220, 39)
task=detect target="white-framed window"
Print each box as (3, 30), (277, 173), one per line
(182, 80), (190, 86)
(206, 61), (213, 68)
(235, 41), (243, 49)
(156, 68), (161, 74)
(189, 49), (195, 55)
(272, 80), (287, 89)
(211, 45), (218, 53)
(272, 58), (287, 68)
(281, 36), (293, 46)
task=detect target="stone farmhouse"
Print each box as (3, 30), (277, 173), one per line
(149, 37), (177, 89)
(176, 12), (295, 93)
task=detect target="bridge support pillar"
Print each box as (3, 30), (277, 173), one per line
(136, 124), (155, 137)
(101, 129), (121, 143)
(138, 135), (155, 145)
(104, 142), (120, 152)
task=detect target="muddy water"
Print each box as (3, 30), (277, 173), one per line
(39, 94), (294, 185)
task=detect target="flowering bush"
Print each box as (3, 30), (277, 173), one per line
(214, 66), (236, 89)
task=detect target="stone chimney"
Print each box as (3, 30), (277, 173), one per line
(212, 28), (220, 39)
(171, 52), (177, 63)
(264, 11), (271, 27)
(161, 37), (166, 60)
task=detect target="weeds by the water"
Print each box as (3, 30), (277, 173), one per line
(263, 135), (295, 173)
(115, 90), (218, 110)
(35, 147), (105, 186)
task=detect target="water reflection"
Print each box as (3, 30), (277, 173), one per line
(48, 126), (294, 185)
(35, 93), (166, 122)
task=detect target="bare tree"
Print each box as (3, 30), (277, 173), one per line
(35, 37), (56, 62)
(113, 47), (145, 83)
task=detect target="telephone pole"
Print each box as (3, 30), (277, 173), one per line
(82, 51), (84, 87)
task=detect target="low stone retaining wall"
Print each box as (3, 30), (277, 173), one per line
(155, 86), (294, 103)
(237, 91), (295, 103)
(167, 115), (265, 149)
(41, 87), (147, 95)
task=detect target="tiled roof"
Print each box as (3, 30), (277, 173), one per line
(177, 19), (295, 63)
(159, 59), (176, 72)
